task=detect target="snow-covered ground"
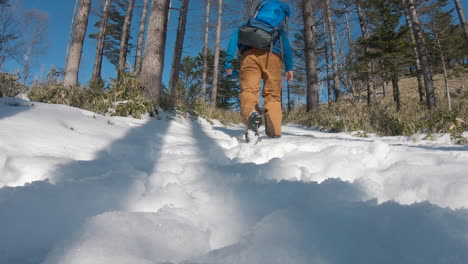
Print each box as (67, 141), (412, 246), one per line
(1, 98), (468, 264)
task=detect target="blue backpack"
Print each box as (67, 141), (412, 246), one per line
(238, 0), (290, 51)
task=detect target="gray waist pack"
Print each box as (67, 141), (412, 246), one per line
(238, 26), (273, 50)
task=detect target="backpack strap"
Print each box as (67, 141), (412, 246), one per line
(253, 1), (270, 19)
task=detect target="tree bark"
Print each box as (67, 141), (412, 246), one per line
(65, 0), (80, 68)
(402, 0), (425, 103)
(407, 0), (436, 109)
(169, 0), (190, 106)
(64, 0), (92, 87)
(139, 0), (169, 105)
(324, 0), (340, 100)
(454, 0), (468, 42)
(431, 20), (451, 110)
(322, 20), (331, 103)
(355, 0), (374, 105)
(201, 0), (211, 103)
(344, 4), (354, 95)
(92, 0), (112, 83)
(211, 0), (223, 105)
(118, 0), (135, 74)
(392, 75), (400, 112)
(302, 0), (319, 112)
(134, 0), (149, 74)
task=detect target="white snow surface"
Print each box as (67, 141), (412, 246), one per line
(1, 100), (468, 264)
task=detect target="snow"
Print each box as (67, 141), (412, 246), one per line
(1, 99), (468, 264)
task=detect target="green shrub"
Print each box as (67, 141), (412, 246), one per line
(0, 72), (25, 97)
(28, 73), (154, 119)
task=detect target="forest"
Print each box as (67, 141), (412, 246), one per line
(1, 0), (467, 141)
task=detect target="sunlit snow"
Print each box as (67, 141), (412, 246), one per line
(1, 97), (468, 264)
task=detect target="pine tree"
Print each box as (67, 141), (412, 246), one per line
(360, 0), (410, 111)
(91, 0), (112, 84)
(406, 0), (436, 109)
(134, 0), (149, 74)
(354, 0), (375, 105)
(89, 0), (134, 70)
(118, 0), (135, 74)
(401, 0), (424, 103)
(169, 0), (190, 106)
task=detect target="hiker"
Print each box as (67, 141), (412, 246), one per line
(225, 0), (294, 142)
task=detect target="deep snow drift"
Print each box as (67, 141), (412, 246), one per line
(1, 98), (468, 264)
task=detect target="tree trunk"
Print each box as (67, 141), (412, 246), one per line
(66, 0), (80, 67)
(322, 20), (331, 103)
(302, 0), (319, 112)
(201, 0), (211, 103)
(64, 0), (92, 87)
(454, 0), (468, 42)
(432, 21), (451, 110)
(211, 0), (223, 105)
(402, 0), (425, 103)
(92, 0), (112, 83)
(139, 0), (169, 105)
(169, 0), (190, 106)
(134, 0), (149, 74)
(392, 75), (400, 112)
(118, 0), (135, 74)
(344, 4), (354, 95)
(355, 0), (374, 105)
(407, 0), (436, 109)
(324, 0), (340, 100)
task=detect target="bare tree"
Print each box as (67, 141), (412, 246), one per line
(169, 0), (190, 105)
(118, 0), (135, 74)
(402, 0), (424, 103)
(16, 9), (48, 85)
(210, 0), (223, 105)
(453, 0), (468, 42)
(139, 0), (169, 105)
(324, 0), (340, 100)
(406, 0), (436, 109)
(0, 0), (20, 70)
(200, 0), (211, 103)
(322, 18), (332, 103)
(66, 0), (80, 67)
(302, 0), (319, 112)
(134, 0), (149, 74)
(241, 0), (261, 18)
(428, 8), (451, 110)
(91, 0), (112, 83)
(64, 0), (92, 87)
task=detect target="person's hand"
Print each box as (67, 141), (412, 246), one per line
(285, 71), (294, 83)
(226, 68), (233, 75)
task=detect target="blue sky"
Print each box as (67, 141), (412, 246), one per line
(6, 0), (242, 86)
(4, 0), (468, 88)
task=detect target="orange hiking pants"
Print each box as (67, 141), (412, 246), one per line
(240, 49), (283, 137)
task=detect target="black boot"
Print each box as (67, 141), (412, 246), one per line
(245, 111), (262, 143)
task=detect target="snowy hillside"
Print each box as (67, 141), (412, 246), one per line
(1, 98), (468, 264)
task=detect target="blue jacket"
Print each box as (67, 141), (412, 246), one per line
(224, 28), (294, 72)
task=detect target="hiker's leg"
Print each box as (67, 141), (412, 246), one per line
(259, 52), (283, 137)
(240, 53), (262, 125)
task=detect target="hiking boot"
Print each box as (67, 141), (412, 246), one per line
(247, 111), (262, 132)
(245, 111), (262, 143)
